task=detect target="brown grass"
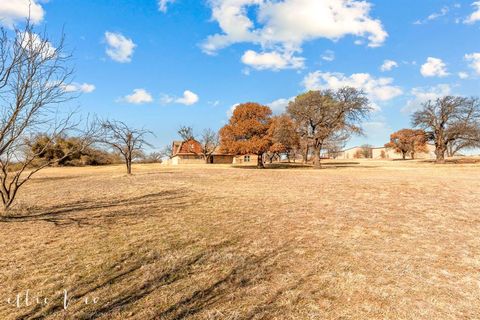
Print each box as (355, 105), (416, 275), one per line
(1, 160), (480, 319)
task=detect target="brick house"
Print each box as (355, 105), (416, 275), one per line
(169, 139), (235, 165)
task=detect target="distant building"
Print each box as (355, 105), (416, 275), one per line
(168, 139), (235, 165)
(232, 154), (259, 165)
(336, 144), (436, 160)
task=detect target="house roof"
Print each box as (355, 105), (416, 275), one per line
(211, 146), (234, 156)
(172, 139), (203, 156)
(172, 139), (234, 156)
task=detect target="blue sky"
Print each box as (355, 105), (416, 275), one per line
(1, 0), (480, 150)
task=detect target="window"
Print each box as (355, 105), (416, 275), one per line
(244, 155), (250, 162)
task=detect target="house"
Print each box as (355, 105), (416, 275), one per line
(336, 146), (366, 159)
(169, 139), (235, 165)
(232, 154), (259, 165)
(371, 144), (436, 160)
(336, 144), (436, 160)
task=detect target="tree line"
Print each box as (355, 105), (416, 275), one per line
(1, 19), (479, 211)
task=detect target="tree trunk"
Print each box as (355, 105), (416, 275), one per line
(402, 152), (406, 160)
(314, 146), (322, 168)
(435, 145), (446, 164)
(257, 153), (265, 169)
(303, 145), (309, 164)
(126, 156), (132, 174)
(411, 152), (415, 160)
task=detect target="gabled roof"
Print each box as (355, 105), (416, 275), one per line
(172, 139), (202, 156)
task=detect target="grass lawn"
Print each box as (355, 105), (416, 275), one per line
(1, 160), (480, 319)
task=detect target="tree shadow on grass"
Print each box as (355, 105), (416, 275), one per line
(0, 189), (190, 227)
(15, 238), (254, 320)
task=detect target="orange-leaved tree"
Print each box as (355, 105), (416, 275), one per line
(267, 115), (300, 162)
(385, 129), (428, 160)
(220, 103), (272, 168)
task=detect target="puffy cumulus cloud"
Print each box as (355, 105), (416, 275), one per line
(380, 59), (398, 72)
(203, 0), (387, 70)
(267, 97), (295, 114)
(161, 90), (199, 106)
(104, 32), (136, 63)
(403, 84), (452, 113)
(227, 103), (240, 117)
(303, 71), (403, 105)
(465, 1), (480, 24)
(175, 90), (199, 105)
(241, 50), (304, 70)
(63, 83), (96, 93)
(465, 52), (480, 75)
(420, 57), (449, 77)
(0, 0), (44, 27)
(120, 89), (153, 104)
(158, 0), (176, 12)
(19, 32), (56, 58)
(458, 72), (469, 79)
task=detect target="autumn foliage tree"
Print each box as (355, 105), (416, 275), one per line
(385, 129), (428, 160)
(267, 115), (300, 162)
(220, 103), (272, 168)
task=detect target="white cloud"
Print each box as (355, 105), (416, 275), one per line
(465, 52), (480, 75)
(158, 0), (176, 12)
(175, 90), (199, 105)
(414, 6), (449, 25)
(202, 0), (387, 70)
(465, 1), (480, 24)
(104, 32), (136, 63)
(241, 50), (304, 70)
(458, 72), (469, 79)
(380, 60), (398, 72)
(161, 90), (199, 106)
(403, 84), (452, 113)
(0, 0), (44, 27)
(63, 83), (96, 93)
(227, 103), (240, 117)
(303, 71), (403, 104)
(321, 50), (335, 62)
(19, 32), (56, 58)
(209, 100), (221, 106)
(267, 97), (294, 114)
(120, 89), (153, 104)
(420, 57), (449, 77)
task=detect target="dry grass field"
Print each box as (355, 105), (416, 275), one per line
(1, 160), (480, 319)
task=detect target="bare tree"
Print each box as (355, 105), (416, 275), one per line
(325, 131), (348, 159)
(138, 151), (163, 164)
(360, 144), (373, 159)
(100, 120), (152, 174)
(447, 138), (480, 157)
(288, 87), (371, 167)
(177, 126), (194, 141)
(199, 128), (219, 163)
(161, 144), (173, 158)
(412, 96), (480, 163)
(0, 20), (98, 211)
